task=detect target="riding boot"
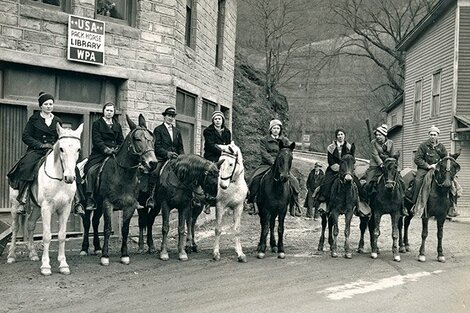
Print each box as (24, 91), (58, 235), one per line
(401, 199), (408, 217)
(72, 192), (85, 216)
(85, 193), (96, 211)
(16, 183), (30, 215)
(313, 205), (320, 220)
(447, 193), (460, 218)
(145, 182), (157, 209)
(204, 204), (211, 214)
(306, 206), (314, 218)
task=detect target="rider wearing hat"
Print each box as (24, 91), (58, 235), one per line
(304, 161), (324, 219)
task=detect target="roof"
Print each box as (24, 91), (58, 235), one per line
(455, 114), (470, 131)
(387, 124), (403, 136)
(396, 0), (456, 51)
(382, 93), (403, 113)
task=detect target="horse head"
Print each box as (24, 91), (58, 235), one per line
(201, 158), (224, 205)
(125, 114), (158, 173)
(435, 152), (460, 188)
(339, 153), (355, 183)
(273, 141), (295, 182)
(55, 123), (83, 184)
(383, 151), (400, 190)
(216, 142), (243, 190)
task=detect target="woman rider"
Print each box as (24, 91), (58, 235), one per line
(246, 119), (301, 216)
(83, 102), (124, 210)
(8, 92), (64, 215)
(202, 110), (231, 214)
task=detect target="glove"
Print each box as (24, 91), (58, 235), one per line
(40, 143), (53, 149)
(104, 147), (114, 156)
(330, 164), (340, 172)
(167, 152), (178, 159)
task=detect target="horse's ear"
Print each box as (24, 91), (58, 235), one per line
(451, 149), (461, 160)
(393, 150), (400, 160)
(75, 123), (84, 136)
(56, 122), (64, 135)
(126, 114), (137, 130)
(138, 114), (147, 128)
(215, 144), (223, 151)
(228, 145), (235, 154)
(289, 141), (296, 151)
(215, 159), (225, 169)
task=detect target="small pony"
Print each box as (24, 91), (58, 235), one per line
(8, 123), (83, 276)
(212, 142), (248, 262)
(80, 114), (157, 266)
(257, 141), (295, 259)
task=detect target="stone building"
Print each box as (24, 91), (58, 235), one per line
(0, 0), (238, 229)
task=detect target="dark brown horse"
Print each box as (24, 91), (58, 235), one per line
(257, 141), (295, 259)
(155, 154), (222, 261)
(318, 152), (358, 258)
(414, 154), (460, 262)
(80, 114), (157, 266)
(368, 154), (404, 262)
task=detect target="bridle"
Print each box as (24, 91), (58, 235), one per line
(116, 127), (155, 169)
(219, 151), (239, 182)
(272, 149), (291, 182)
(434, 156), (459, 188)
(381, 157), (399, 190)
(44, 135), (81, 181)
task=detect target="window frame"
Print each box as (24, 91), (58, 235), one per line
(413, 80), (422, 123)
(21, 0), (71, 12)
(430, 70), (441, 118)
(185, 0), (197, 48)
(215, 0), (226, 69)
(95, 0), (137, 27)
(176, 88), (197, 153)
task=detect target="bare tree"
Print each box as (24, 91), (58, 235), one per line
(329, 0), (435, 97)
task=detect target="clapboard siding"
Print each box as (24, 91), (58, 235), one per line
(386, 104), (404, 166)
(403, 6), (456, 169)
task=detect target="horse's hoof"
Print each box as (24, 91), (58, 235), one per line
(80, 250), (88, 256)
(179, 253), (188, 261)
(238, 254), (247, 263)
(41, 267), (52, 276)
(345, 253), (353, 259)
(137, 248), (145, 254)
(331, 251), (338, 258)
(191, 245), (199, 253)
(399, 246), (406, 253)
(160, 252), (169, 261)
(257, 252), (265, 259)
(30, 256), (40, 262)
(394, 255), (401, 262)
(437, 256), (446, 263)
(93, 250), (102, 256)
(418, 255), (426, 262)
(357, 248), (365, 254)
(213, 253), (221, 261)
(7, 257), (16, 264)
(271, 247), (278, 253)
(371, 252), (378, 259)
(120, 256), (130, 265)
(59, 266), (70, 275)
(278, 252), (286, 259)
(100, 257), (110, 266)
(148, 247), (156, 254)
(405, 245), (410, 252)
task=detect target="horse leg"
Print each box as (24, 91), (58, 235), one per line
(344, 212), (353, 259)
(7, 210), (20, 263)
(418, 217), (428, 262)
(317, 213), (327, 252)
(137, 208), (147, 254)
(329, 213), (339, 258)
(257, 208), (269, 259)
(403, 215), (412, 252)
(146, 205), (160, 254)
(391, 212), (401, 262)
(233, 203), (246, 263)
(120, 207), (135, 265)
(212, 204), (224, 261)
(40, 205), (53, 276)
(92, 208), (103, 255)
(80, 210), (91, 255)
(269, 214), (277, 253)
(27, 206), (41, 262)
(160, 203), (170, 261)
(277, 211), (286, 259)
(178, 208), (189, 261)
(436, 216), (446, 263)
(100, 201), (113, 266)
(398, 216), (405, 253)
(357, 216), (368, 253)
(57, 209), (71, 275)
(371, 213), (382, 259)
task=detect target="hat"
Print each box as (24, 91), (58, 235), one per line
(335, 128), (346, 138)
(314, 162), (323, 168)
(375, 124), (388, 137)
(269, 119), (282, 131)
(428, 125), (440, 134)
(38, 92), (54, 107)
(162, 107), (177, 116)
(211, 110), (225, 122)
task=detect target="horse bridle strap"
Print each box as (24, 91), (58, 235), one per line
(44, 136), (81, 181)
(219, 151), (239, 181)
(116, 128), (154, 169)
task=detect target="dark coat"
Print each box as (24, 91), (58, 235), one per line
(7, 112), (62, 187)
(414, 139), (447, 170)
(203, 124), (231, 162)
(85, 117), (124, 173)
(306, 168), (324, 191)
(250, 135), (290, 181)
(154, 123), (184, 162)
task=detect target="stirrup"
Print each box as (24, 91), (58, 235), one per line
(16, 204), (26, 215)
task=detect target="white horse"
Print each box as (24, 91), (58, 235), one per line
(7, 123), (83, 276)
(212, 142), (248, 262)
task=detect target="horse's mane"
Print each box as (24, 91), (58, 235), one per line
(173, 154), (210, 184)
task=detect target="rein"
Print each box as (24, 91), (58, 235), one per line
(219, 151), (239, 182)
(44, 135), (81, 181)
(116, 128), (155, 170)
(434, 157), (456, 188)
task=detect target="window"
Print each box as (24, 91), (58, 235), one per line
(185, 0), (197, 48)
(431, 71), (441, 117)
(215, 0), (226, 68)
(95, 0), (136, 26)
(413, 80), (422, 122)
(21, 0), (71, 12)
(176, 89), (197, 153)
(202, 99), (216, 122)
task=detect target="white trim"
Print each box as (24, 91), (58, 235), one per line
(452, 4), (460, 153)
(430, 70), (442, 118)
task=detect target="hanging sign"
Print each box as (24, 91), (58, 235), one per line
(67, 15), (105, 65)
